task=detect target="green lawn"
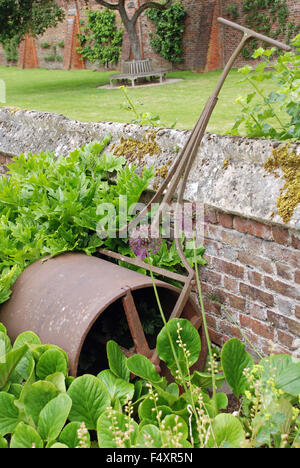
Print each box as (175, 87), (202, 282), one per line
(0, 66), (280, 133)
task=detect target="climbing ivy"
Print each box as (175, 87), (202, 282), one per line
(2, 36), (19, 63)
(146, 2), (187, 64)
(78, 8), (123, 66)
(225, 0), (300, 59)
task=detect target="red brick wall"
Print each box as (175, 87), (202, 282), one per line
(199, 206), (300, 358)
(18, 35), (38, 69)
(0, 0), (298, 71)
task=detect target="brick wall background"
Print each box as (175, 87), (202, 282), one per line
(200, 207), (300, 358)
(0, 0), (299, 71)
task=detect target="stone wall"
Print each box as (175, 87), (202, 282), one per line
(0, 107), (299, 358)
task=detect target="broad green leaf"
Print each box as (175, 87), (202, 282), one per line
(156, 318), (201, 378)
(67, 374), (111, 430)
(11, 332), (40, 382)
(166, 382), (179, 396)
(162, 414), (189, 440)
(97, 409), (138, 448)
(0, 436), (8, 448)
(13, 331), (41, 349)
(8, 383), (23, 399)
(221, 338), (254, 398)
(0, 392), (19, 436)
(260, 354), (300, 397)
(275, 362), (300, 396)
(127, 354), (164, 385)
(23, 381), (60, 427)
(208, 413), (246, 448)
(253, 398), (293, 446)
(10, 422), (44, 449)
(38, 393), (72, 442)
(59, 422), (91, 448)
(36, 348), (68, 379)
(138, 395), (171, 422)
(106, 340), (130, 381)
(136, 424), (162, 448)
(50, 442), (69, 448)
(191, 371), (225, 389)
(0, 331), (12, 356)
(45, 372), (67, 393)
(264, 355), (300, 397)
(97, 369), (134, 404)
(0, 345), (29, 390)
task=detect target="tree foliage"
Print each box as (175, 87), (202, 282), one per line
(0, 0), (65, 45)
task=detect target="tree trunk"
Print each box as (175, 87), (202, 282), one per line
(126, 21), (142, 60)
(119, 6), (142, 61)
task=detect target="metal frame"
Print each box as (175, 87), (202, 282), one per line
(98, 18), (292, 352)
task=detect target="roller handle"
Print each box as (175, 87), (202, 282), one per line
(217, 17), (292, 51)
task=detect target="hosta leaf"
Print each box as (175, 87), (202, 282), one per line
(127, 354), (164, 386)
(67, 374), (111, 430)
(59, 422), (91, 449)
(221, 338), (254, 398)
(107, 340), (130, 381)
(0, 392), (19, 436)
(156, 318), (201, 378)
(136, 424), (162, 448)
(23, 381), (60, 427)
(97, 369), (134, 404)
(0, 344), (29, 390)
(97, 409), (138, 448)
(10, 422), (44, 449)
(208, 414), (246, 448)
(36, 348), (68, 379)
(0, 436), (8, 448)
(38, 393), (72, 442)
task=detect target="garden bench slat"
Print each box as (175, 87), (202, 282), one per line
(110, 58), (168, 87)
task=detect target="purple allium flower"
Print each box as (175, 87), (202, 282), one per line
(129, 224), (162, 260)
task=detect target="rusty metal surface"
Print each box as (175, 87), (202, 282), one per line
(0, 252), (207, 376)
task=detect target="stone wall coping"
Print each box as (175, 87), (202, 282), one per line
(0, 106), (299, 232)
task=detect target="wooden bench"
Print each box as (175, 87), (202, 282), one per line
(110, 59), (168, 87)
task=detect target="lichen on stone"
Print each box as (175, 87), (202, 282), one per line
(264, 145), (300, 223)
(222, 157), (232, 169)
(112, 130), (161, 164)
(155, 165), (168, 179)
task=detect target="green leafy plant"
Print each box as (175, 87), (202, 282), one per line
(2, 36), (19, 63)
(0, 138), (205, 305)
(0, 305), (298, 448)
(0, 240), (299, 448)
(119, 85), (176, 128)
(229, 34), (300, 140)
(78, 8), (123, 67)
(40, 41), (51, 49)
(146, 2), (187, 64)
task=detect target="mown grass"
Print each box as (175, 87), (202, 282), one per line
(0, 66), (281, 134)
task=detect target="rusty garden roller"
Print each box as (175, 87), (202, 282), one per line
(0, 19), (292, 378)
